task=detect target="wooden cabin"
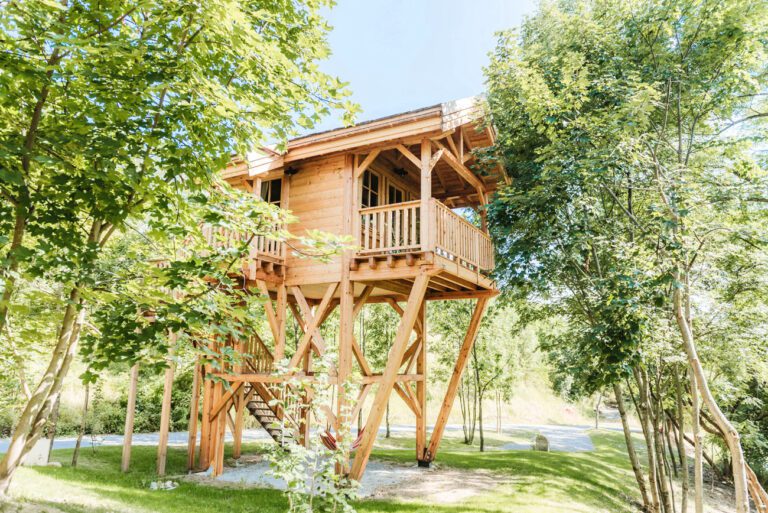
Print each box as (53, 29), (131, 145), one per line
(185, 97), (506, 481)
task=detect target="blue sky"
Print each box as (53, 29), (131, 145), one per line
(314, 0), (537, 132)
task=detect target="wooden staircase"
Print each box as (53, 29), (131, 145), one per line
(239, 335), (299, 447)
(244, 383), (297, 446)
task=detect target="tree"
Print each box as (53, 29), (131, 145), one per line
(0, 0), (355, 494)
(485, 1), (768, 511)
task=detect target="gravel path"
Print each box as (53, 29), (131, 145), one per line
(0, 423), (597, 454)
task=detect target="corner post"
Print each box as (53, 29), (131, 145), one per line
(420, 139), (432, 253)
(416, 301), (428, 466)
(337, 153), (357, 473)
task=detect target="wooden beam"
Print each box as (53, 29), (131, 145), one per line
(351, 383), (372, 422)
(354, 149), (381, 179)
(157, 334), (177, 476)
(198, 366), (213, 470)
(432, 139), (485, 194)
(121, 364), (139, 472)
(288, 283), (337, 369)
(428, 149), (444, 174)
(395, 144), (421, 169)
(352, 336), (373, 376)
(426, 289), (499, 301)
(416, 303), (427, 462)
(233, 383), (246, 459)
(393, 382), (421, 417)
(210, 381), (244, 418)
(275, 284), (287, 361)
(257, 280), (281, 359)
(187, 359), (201, 471)
(426, 297), (489, 462)
(420, 139), (432, 253)
(350, 272), (430, 480)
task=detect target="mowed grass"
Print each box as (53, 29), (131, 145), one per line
(3, 431), (641, 513)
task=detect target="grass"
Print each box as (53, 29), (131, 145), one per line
(3, 430), (642, 513)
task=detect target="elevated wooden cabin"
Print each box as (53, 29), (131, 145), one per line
(188, 97), (505, 480)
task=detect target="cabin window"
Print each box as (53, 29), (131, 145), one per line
(387, 184), (404, 205)
(361, 170), (380, 208)
(260, 178), (282, 206)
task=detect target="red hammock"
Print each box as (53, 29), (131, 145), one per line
(320, 428), (364, 451)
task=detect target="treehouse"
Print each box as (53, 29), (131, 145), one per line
(125, 97), (506, 481)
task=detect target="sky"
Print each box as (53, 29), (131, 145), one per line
(313, 0), (538, 133)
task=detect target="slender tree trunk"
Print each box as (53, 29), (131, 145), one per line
(72, 382), (90, 467)
(674, 282), (748, 513)
(615, 382), (651, 511)
(478, 389), (485, 452)
(0, 288), (85, 494)
(496, 390), (501, 435)
(665, 419), (679, 477)
(46, 396), (61, 463)
(634, 369), (662, 513)
(674, 369), (690, 513)
(595, 392), (603, 430)
(648, 370), (673, 513)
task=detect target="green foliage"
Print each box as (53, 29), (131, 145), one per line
(485, 0), (768, 477)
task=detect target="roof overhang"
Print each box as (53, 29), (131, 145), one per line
(225, 97), (495, 180)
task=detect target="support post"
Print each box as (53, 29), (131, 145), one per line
(187, 359), (201, 470)
(198, 365), (213, 470)
(157, 334), (177, 476)
(275, 284), (287, 361)
(426, 297), (489, 462)
(350, 272), (430, 480)
(420, 139), (432, 253)
(121, 364), (139, 472)
(416, 302), (428, 466)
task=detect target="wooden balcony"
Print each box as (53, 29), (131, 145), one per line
(202, 223), (286, 279)
(357, 199), (494, 272)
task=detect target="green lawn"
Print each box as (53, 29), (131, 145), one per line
(4, 431), (641, 513)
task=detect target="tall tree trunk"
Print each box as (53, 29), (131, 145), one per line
(0, 288), (85, 494)
(0, 206), (29, 335)
(648, 369), (673, 513)
(674, 282), (749, 513)
(634, 369), (662, 513)
(615, 382), (651, 511)
(46, 396), (61, 463)
(674, 369), (690, 513)
(72, 382), (90, 467)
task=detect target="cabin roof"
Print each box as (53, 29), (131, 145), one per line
(223, 97), (507, 202)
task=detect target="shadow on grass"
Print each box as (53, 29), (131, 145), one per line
(8, 432), (639, 513)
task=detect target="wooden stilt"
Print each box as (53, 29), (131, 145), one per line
(121, 364), (139, 472)
(198, 367), (213, 470)
(233, 385), (245, 459)
(157, 334), (177, 476)
(187, 359), (201, 470)
(275, 284), (287, 361)
(415, 302), (428, 465)
(426, 297), (489, 462)
(350, 272), (430, 480)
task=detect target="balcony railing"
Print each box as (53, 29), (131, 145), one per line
(201, 224), (285, 263)
(358, 199), (494, 272)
